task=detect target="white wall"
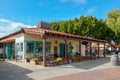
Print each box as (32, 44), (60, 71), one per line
(25, 33), (42, 41)
(15, 33), (25, 55)
(81, 44), (85, 56)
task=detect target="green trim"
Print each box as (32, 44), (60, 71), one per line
(6, 43), (12, 59)
(59, 43), (69, 57)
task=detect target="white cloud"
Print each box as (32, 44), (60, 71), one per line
(0, 19), (10, 23)
(0, 33), (6, 38)
(87, 7), (96, 15)
(59, 0), (86, 4)
(0, 18), (36, 38)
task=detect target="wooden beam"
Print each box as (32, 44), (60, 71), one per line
(89, 42), (92, 59)
(64, 39), (69, 63)
(3, 43), (6, 61)
(79, 41), (81, 55)
(42, 35), (47, 67)
(97, 43), (100, 58)
(103, 43), (106, 57)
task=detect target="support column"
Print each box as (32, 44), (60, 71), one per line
(64, 39), (69, 63)
(42, 36), (47, 67)
(3, 43), (6, 61)
(89, 42), (92, 59)
(97, 43), (100, 58)
(79, 41), (81, 55)
(103, 43), (106, 57)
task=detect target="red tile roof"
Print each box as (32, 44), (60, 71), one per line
(0, 29), (23, 41)
(0, 28), (107, 43)
(0, 39), (15, 43)
(23, 28), (107, 43)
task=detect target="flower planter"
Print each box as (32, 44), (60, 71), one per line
(35, 61), (39, 65)
(25, 59), (30, 63)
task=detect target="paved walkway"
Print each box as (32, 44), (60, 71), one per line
(0, 57), (119, 80)
(47, 67), (120, 80)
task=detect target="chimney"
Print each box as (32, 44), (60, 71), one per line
(37, 22), (50, 29)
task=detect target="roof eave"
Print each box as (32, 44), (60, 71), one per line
(0, 28), (24, 41)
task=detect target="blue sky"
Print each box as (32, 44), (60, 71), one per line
(0, 0), (120, 37)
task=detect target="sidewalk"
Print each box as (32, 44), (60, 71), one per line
(5, 57), (119, 80)
(47, 66), (120, 80)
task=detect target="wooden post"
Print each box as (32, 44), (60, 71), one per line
(89, 42), (92, 59)
(103, 43), (106, 57)
(79, 41), (81, 55)
(3, 43), (6, 61)
(97, 43), (100, 58)
(64, 39), (69, 63)
(42, 36), (47, 67)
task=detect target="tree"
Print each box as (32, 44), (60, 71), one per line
(106, 9), (120, 39)
(50, 15), (113, 40)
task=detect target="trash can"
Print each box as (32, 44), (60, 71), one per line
(110, 54), (119, 66)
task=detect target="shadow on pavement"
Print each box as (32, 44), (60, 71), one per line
(0, 61), (34, 80)
(57, 57), (111, 70)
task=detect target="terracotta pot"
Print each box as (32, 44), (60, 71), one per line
(26, 59), (30, 62)
(35, 61), (39, 65)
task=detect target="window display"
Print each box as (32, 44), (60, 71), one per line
(27, 43), (34, 53)
(26, 41), (51, 54)
(36, 43), (42, 53)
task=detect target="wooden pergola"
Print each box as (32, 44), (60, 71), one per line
(22, 28), (107, 66)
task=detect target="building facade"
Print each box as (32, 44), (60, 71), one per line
(0, 22), (107, 66)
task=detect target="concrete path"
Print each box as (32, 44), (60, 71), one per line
(0, 57), (119, 80)
(47, 67), (120, 80)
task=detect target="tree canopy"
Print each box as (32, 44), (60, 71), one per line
(50, 9), (120, 41)
(106, 9), (120, 40)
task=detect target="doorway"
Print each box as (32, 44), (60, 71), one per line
(60, 43), (65, 57)
(54, 46), (58, 58)
(6, 43), (12, 59)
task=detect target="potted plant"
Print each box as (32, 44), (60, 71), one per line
(73, 57), (77, 62)
(25, 55), (30, 62)
(33, 57), (39, 65)
(56, 57), (62, 65)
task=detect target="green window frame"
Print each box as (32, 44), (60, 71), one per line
(26, 41), (51, 54)
(35, 42), (43, 54)
(26, 42), (34, 54)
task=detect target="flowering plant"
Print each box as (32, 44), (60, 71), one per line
(56, 57), (62, 63)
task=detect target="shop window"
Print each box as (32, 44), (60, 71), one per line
(26, 41), (51, 54)
(0, 44), (3, 48)
(27, 43), (34, 53)
(16, 42), (23, 53)
(36, 43), (43, 53)
(16, 43), (19, 53)
(20, 43), (23, 52)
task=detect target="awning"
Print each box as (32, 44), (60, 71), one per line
(0, 39), (15, 43)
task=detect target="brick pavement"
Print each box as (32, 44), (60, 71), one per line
(47, 67), (120, 80)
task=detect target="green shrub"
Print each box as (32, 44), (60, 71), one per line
(33, 57), (39, 62)
(56, 57), (62, 63)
